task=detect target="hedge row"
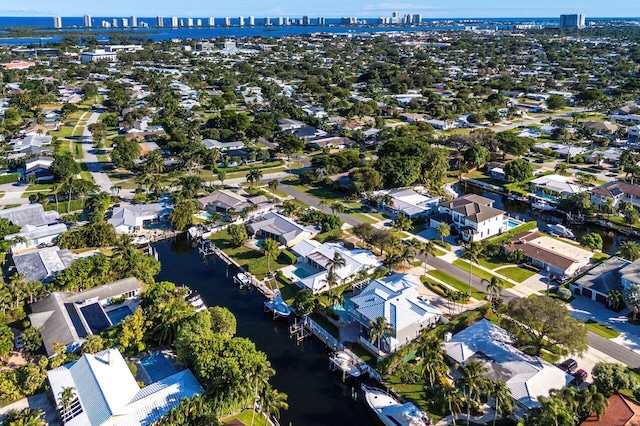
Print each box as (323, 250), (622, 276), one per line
(0, 174), (20, 184)
(277, 250), (297, 265)
(433, 239), (451, 251)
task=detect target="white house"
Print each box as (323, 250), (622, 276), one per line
(377, 188), (441, 218)
(591, 181), (640, 209)
(444, 319), (572, 411)
(0, 203), (67, 251)
(432, 194), (505, 241)
(349, 274), (441, 354)
(202, 139), (245, 151)
(289, 241), (382, 293)
(80, 49), (118, 62)
(246, 212), (316, 247)
(108, 202), (173, 234)
(48, 348), (203, 426)
(529, 174), (586, 201)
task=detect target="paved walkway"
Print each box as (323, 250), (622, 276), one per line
(80, 111), (113, 192)
(0, 393), (60, 425)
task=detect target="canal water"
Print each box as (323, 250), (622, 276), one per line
(153, 237), (374, 426)
(457, 183), (626, 255)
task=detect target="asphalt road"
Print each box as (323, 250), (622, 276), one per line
(279, 182), (640, 366)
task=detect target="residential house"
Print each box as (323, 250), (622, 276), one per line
(426, 119), (456, 130)
(246, 212), (316, 247)
(591, 181), (640, 209)
(29, 278), (142, 356)
(24, 156), (54, 182)
(10, 134), (53, 156)
(431, 194), (505, 241)
(619, 258), (640, 292)
(289, 240), (382, 293)
(585, 148), (622, 165)
(306, 135), (355, 150)
(444, 319), (572, 411)
(529, 174), (586, 202)
(486, 162), (507, 180)
(583, 120), (619, 135)
(506, 231), (593, 277)
(287, 126), (327, 140)
(13, 246), (74, 282)
(108, 202), (173, 234)
(196, 190), (274, 217)
(48, 348), (203, 426)
(277, 118), (305, 131)
(349, 274), (441, 354)
(580, 393), (640, 425)
(570, 257), (630, 304)
(202, 139), (245, 151)
(0, 203), (67, 251)
(378, 188), (441, 218)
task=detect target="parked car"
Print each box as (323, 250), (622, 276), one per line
(572, 369), (588, 385)
(14, 334), (24, 350)
(558, 358), (578, 373)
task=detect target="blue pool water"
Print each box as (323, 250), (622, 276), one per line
(106, 306), (132, 325)
(201, 212), (212, 218)
(291, 264), (317, 280)
(534, 192), (558, 203)
(145, 221), (172, 230)
(140, 353), (176, 382)
(504, 219), (521, 230)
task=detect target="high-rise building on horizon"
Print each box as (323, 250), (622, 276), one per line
(187, 18), (194, 27)
(121, 18), (129, 28)
(560, 14), (586, 29)
(157, 16), (164, 27)
(391, 11), (400, 24)
(302, 16), (310, 26)
(277, 17), (284, 26)
(53, 16), (62, 29)
(224, 17), (231, 27)
(196, 19), (202, 26)
(239, 16), (244, 26)
(130, 16), (137, 27)
(265, 17), (271, 26)
(208, 17), (215, 26)
(249, 16), (255, 26)
(318, 17), (326, 25)
(112, 18), (118, 28)
(171, 16), (178, 27)
(84, 14), (92, 27)
(413, 14), (422, 24)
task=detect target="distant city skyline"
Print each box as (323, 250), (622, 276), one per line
(1, 1), (640, 19)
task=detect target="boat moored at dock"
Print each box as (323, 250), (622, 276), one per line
(329, 350), (365, 379)
(263, 289), (292, 318)
(548, 223), (575, 239)
(361, 384), (431, 426)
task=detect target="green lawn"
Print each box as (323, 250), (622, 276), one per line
(309, 312), (339, 339)
(585, 320), (621, 339)
(386, 373), (444, 421)
(208, 230), (291, 280)
(476, 257), (506, 270)
(452, 259), (504, 285)
(350, 212), (379, 224)
(426, 269), (487, 300)
(498, 266), (538, 283)
(97, 154), (110, 163)
(343, 342), (375, 365)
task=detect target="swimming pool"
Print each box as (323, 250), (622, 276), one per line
(106, 306), (133, 325)
(140, 353), (176, 382)
(291, 264), (317, 280)
(504, 219), (522, 230)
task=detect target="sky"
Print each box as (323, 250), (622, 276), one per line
(1, 0), (640, 19)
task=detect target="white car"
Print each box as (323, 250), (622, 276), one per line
(14, 335), (24, 350)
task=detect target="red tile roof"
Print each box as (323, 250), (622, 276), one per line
(581, 394), (640, 426)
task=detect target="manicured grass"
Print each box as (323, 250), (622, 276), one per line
(309, 312), (339, 339)
(593, 252), (610, 262)
(208, 230), (291, 280)
(343, 342), (375, 365)
(426, 269), (487, 300)
(476, 257), (506, 270)
(351, 212), (379, 224)
(452, 259), (503, 284)
(222, 410), (268, 426)
(585, 319), (621, 339)
(97, 154), (110, 163)
(498, 265), (538, 283)
(25, 183), (53, 192)
(431, 246), (446, 257)
(386, 373), (444, 421)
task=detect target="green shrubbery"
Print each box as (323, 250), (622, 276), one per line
(0, 174), (19, 184)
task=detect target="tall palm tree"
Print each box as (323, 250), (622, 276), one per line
(260, 238), (280, 275)
(326, 252), (346, 286)
(144, 150), (165, 173)
(325, 287), (345, 309)
(483, 276), (505, 302)
(260, 385), (289, 421)
(436, 221), (450, 243)
(617, 241), (640, 261)
(441, 383), (464, 424)
(492, 381), (513, 426)
(576, 385), (608, 420)
(246, 168), (263, 187)
(267, 180), (279, 198)
(369, 316), (392, 353)
(58, 386), (76, 415)
(456, 360), (488, 426)
(607, 289), (625, 311)
(463, 241), (484, 296)
(217, 170), (227, 187)
(330, 202), (345, 216)
(51, 182), (60, 211)
(7, 273), (27, 309)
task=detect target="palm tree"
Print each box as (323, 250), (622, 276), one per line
(463, 241), (484, 296)
(3, 407), (46, 426)
(330, 202), (345, 216)
(441, 383), (464, 424)
(144, 150), (165, 173)
(456, 360), (489, 426)
(436, 221), (450, 243)
(268, 179), (279, 198)
(261, 238), (280, 275)
(148, 174), (164, 195)
(7, 273), (27, 309)
(483, 276), (505, 302)
(576, 385), (608, 420)
(554, 162), (571, 177)
(246, 168), (263, 187)
(217, 170), (227, 186)
(318, 198), (328, 212)
(492, 381), (513, 426)
(618, 240), (640, 261)
(325, 287), (344, 309)
(607, 289), (625, 311)
(260, 385), (289, 421)
(58, 386), (76, 415)
(281, 200), (299, 217)
(51, 182), (60, 211)
(368, 316), (392, 353)
(326, 252), (346, 285)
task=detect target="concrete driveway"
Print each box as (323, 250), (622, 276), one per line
(0, 393), (60, 425)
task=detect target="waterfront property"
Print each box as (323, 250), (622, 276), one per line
(196, 189), (274, 217)
(570, 257), (630, 304)
(108, 202), (173, 234)
(12, 245), (74, 282)
(288, 240), (382, 293)
(29, 277), (141, 356)
(529, 174), (585, 202)
(431, 194), (505, 241)
(376, 188), (441, 218)
(590, 181), (640, 209)
(246, 212), (316, 247)
(506, 231), (593, 277)
(48, 348), (203, 426)
(0, 203), (67, 252)
(349, 273), (441, 354)
(443, 319), (572, 411)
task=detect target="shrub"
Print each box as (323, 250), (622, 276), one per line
(433, 239), (451, 250)
(0, 174), (19, 184)
(557, 287), (572, 301)
(278, 250), (297, 265)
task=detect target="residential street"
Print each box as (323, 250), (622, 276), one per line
(80, 111), (113, 192)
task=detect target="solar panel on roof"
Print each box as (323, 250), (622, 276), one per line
(79, 303), (112, 334)
(610, 187), (623, 196)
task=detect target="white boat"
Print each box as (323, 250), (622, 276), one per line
(264, 289), (292, 318)
(548, 223), (575, 239)
(362, 385), (430, 426)
(185, 289), (207, 312)
(235, 272), (251, 287)
(330, 351), (364, 378)
(532, 200), (555, 211)
(131, 235), (151, 245)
